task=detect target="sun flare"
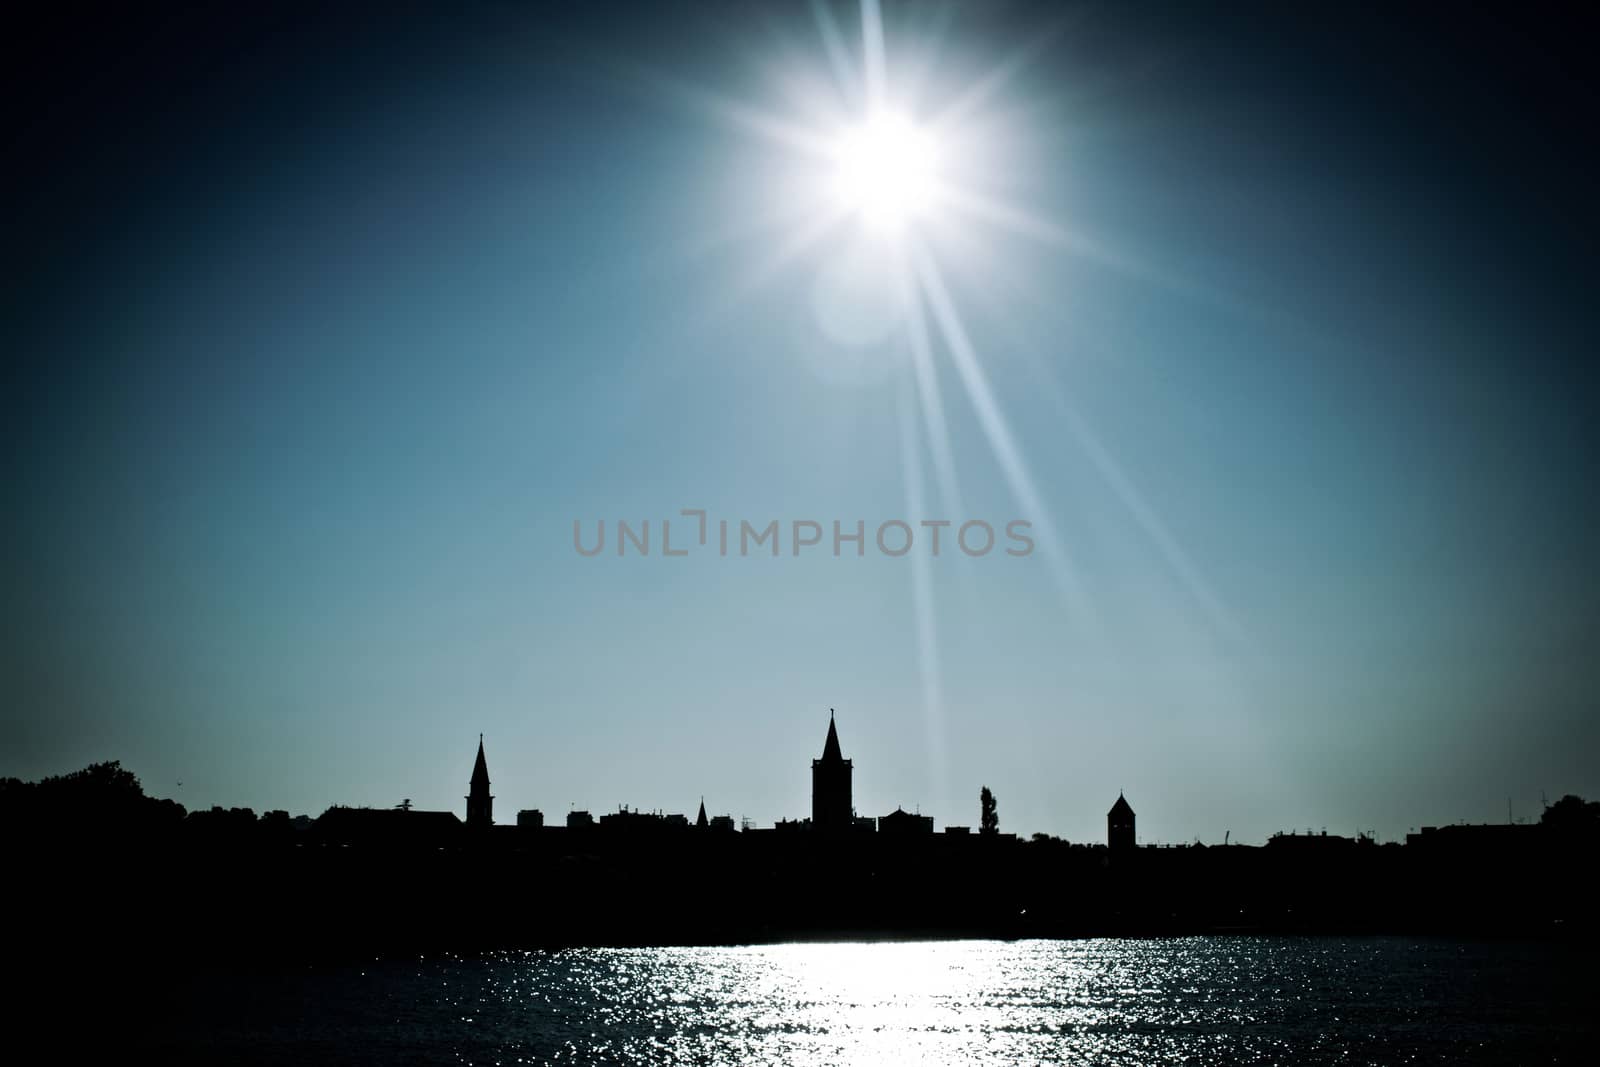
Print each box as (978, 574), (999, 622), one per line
(831, 110), (938, 232)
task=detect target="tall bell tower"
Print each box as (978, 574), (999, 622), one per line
(1108, 792), (1135, 851)
(811, 710), (853, 830)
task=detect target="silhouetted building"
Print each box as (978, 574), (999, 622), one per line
(466, 734), (493, 828)
(1405, 823), (1539, 855)
(1267, 829), (1357, 852)
(945, 825), (971, 835)
(879, 807), (934, 835)
(314, 805), (461, 847)
(812, 709), (853, 831)
(599, 805), (689, 832)
(1108, 792), (1136, 851)
(696, 799), (708, 829)
(566, 810), (593, 830)
(517, 809), (544, 829)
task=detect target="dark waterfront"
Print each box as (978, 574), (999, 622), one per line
(146, 937), (1590, 1065)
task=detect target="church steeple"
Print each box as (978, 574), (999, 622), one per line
(696, 797), (708, 829)
(820, 709), (843, 763)
(466, 734), (493, 828)
(811, 709), (853, 830)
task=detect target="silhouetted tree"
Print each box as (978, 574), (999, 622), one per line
(1, 760), (186, 839)
(1542, 794), (1599, 831)
(41, 760), (144, 802)
(980, 786), (998, 835)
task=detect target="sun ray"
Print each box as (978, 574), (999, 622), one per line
(934, 182), (1135, 271)
(1058, 399), (1255, 651)
(929, 8), (1082, 131)
(921, 221), (1255, 655)
(646, 195), (827, 281)
(913, 249), (1096, 628)
(895, 0), (959, 112)
(861, 0), (888, 107)
(611, 59), (839, 161)
(742, 28), (860, 135)
(895, 245), (966, 521)
(715, 202), (853, 315)
(809, 0), (864, 107)
(896, 365), (949, 797)
(934, 182), (1258, 313)
(1019, 335), (1255, 657)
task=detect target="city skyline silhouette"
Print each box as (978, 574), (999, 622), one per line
(7, 723), (1596, 952)
(14, 712), (1585, 856)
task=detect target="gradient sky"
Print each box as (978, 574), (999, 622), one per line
(4, 2), (1596, 845)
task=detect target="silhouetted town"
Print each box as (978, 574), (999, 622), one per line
(5, 712), (1596, 958)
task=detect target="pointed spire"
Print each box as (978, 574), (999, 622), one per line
(471, 734), (490, 787)
(696, 797), (708, 828)
(821, 709), (843, 762)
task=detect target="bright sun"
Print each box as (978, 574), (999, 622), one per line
(831, 111), (939, 232)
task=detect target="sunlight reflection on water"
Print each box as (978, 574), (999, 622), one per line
(379, 937), (1585, 1066)
(166, 937), (1591, 1065)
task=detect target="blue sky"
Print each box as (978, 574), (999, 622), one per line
(4, 2), (1595, 844)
